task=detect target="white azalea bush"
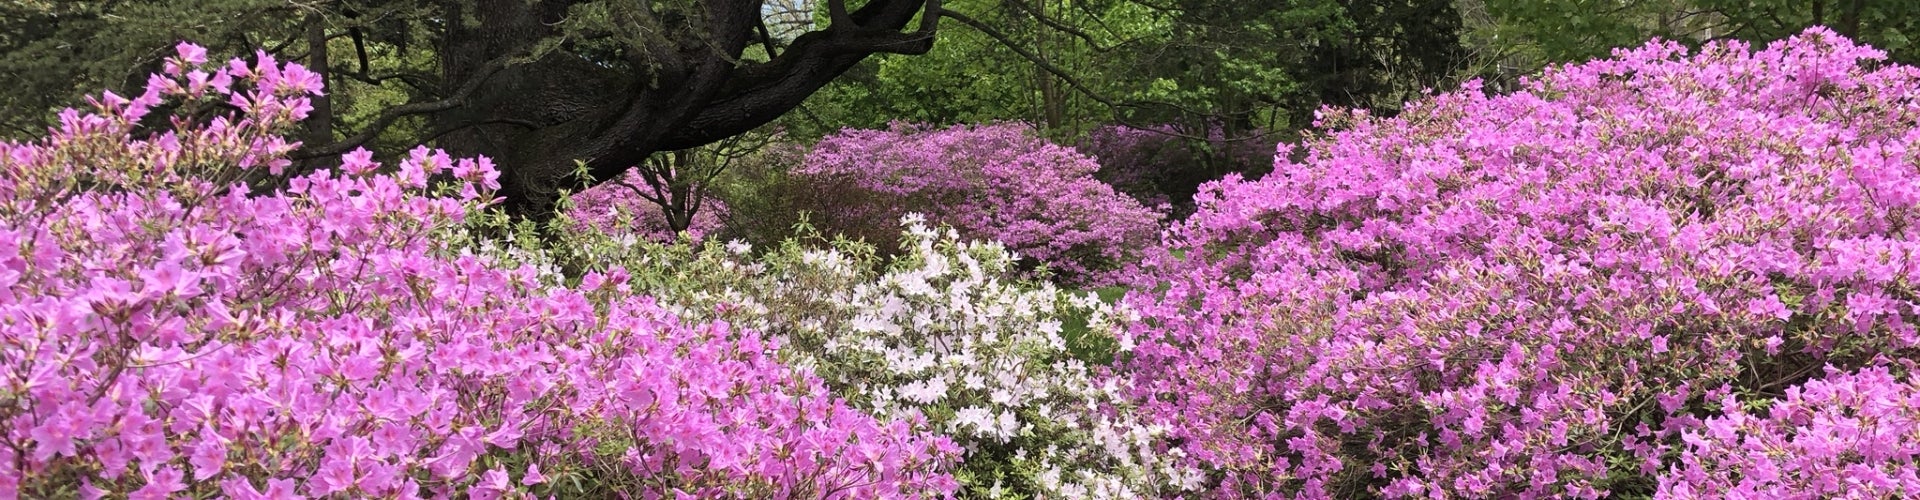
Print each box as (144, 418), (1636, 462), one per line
(477, 212), (1201, 498)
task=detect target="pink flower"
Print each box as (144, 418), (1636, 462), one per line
(189, 438), (226, 481)
(521, 463), (547, 486)
(341, 148), (378, 176)
(0, 39), (959, 500)
(28, 403), (92, 461)
(478, 467), (512, 493)
(176, 42), (208, 66)
(129, 467), (186, 500)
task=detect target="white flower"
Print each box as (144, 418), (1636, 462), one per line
(897, 378), (948, 404)
(996, 410), (1020, 438)
(594, 220), (1186, 497)
(897, 273), (936, 297)
(850, 314), (890, 334)
(991, 388), (1014, 405)
(923, 253), (951, 277)
(900, 212), (928, 227)
(953, 406), (993, 434)
(876, 295), (907, 319)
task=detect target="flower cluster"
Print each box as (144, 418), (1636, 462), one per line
(799, 122), (1163, 286)
(1119, 28), (1920, 497)
(527, 215), (1201, 498)
(0, 43), (955, 498)
(1659, 364), (1920, 498)
(564, 170), (728, 243)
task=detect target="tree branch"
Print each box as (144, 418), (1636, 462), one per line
(943, 8), (1268, 143)
(756, 15), (781, 58)
(829, 0), (856, 30)
(940, 8), (1115, 108)
(1002, 0), (1131, 52)
(658, 0), (937, 149)
(419, 117), (541, 144)
(294, 54), (514, 159)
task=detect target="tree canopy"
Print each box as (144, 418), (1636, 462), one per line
(3, 0), (942, 218)
(5, 1), (1917, 221)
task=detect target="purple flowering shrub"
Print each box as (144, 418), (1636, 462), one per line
(1659, 364), (1920, 498)
(0, 43), (957, 498)
(799, 122), (1162, 287)
(1118, 28), (1920, 497)
(564, 169), (727, 243)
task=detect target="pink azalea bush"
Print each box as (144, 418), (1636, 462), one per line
(565, 170), (727, 243)
(799, 122), (1162, 287)
(0, 43), (957, 498)
(1659, 364), (1920, 498)
(1118, 28), (1920, 497)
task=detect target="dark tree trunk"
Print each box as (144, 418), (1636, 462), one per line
(416, 0), (940, 221)
(304, 12), (334, 149)
(1838, 0), (1867, 40)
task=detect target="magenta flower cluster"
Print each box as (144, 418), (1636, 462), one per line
(0, 43), (955, 498)
(1118, 28), (1920, 497)
(800, 122), (1162, 286)
(1660, 364), (1920, 497)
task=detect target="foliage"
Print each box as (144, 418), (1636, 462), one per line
(502, 214), (1202, 499)
(4, 0), (951, 220)
(797, 122), (1163, 287)
(0, 1), (436, 145)
(796, 0), (1467, 142)
(0, 43), (957, 498)
(702, 137), (830, 248)
(1118, 28), (1920, 497)
(1076, 123), (1279, 217)
(1474, 0), (1920, 85)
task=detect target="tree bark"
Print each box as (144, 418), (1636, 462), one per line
(303, 12), (335, 159)
(415, 0), (940, 221)
(1838, 0), (1866, 39)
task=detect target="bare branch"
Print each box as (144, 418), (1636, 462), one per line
(756, 15), (780, 57)
(1003, 0), (1129, 52)
(941, 7), (1270, 143)
(294, 54), (515, 159)
(939, 8), (1115, 108)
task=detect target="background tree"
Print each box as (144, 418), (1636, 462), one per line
(1, 0), (944, 220)
(1470, 0), (1920, 85)
(796, 0), (1466, 131)
(784, 0), (1468, 215)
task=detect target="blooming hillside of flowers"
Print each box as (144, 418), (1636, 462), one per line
(799, 122), (1163, 287)
(1119, 27), (1920, 497)
(12, 25), (1920, 500)
(0, 43), (955, 499)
